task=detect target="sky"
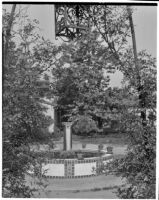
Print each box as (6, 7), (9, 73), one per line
(3, 4), (157, 87)
(25, 5), (157, 56)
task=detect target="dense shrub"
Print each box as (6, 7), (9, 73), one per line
(98, 144), (104, 151)
(72, 115), (98, 136)
(33, 150), (104, 159)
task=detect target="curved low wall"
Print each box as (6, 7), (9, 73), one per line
(39, 151), (113, 178)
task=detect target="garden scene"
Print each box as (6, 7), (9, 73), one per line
(2, 3), (157, 199)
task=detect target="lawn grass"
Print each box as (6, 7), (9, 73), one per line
(73, 133), (128, 145)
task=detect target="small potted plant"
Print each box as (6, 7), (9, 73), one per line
(82, 143), (86, 149)
(107, 146), (113, 154)
(98, 144), (104, 151)
(48, 141), (55, 151)
(77, 150), (83, 160)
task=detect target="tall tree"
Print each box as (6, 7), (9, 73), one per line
(52, 31), (115, 127)
(127, 6), (147, 127)
(104, 7), (156, 199)
(3, 4), (16, 64)
(2, 7), (58, 197)
(3, 4), (16, 88)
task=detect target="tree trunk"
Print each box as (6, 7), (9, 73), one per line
(3, 4), (16, 83)
(127, 7), (149, 158)
(127, 7), (138, 68)
(127, 6), (147, 127)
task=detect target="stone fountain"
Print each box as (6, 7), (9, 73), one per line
(29, 122), (113, 178)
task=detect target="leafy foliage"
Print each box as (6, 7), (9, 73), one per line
(89, 5), (131, 67)
(2, 8), (57, 197)
(104, 51), (156, 199)
(33, 150), (104, 159)
(52, 32), (117, 126)
(72, 115), (98, 136)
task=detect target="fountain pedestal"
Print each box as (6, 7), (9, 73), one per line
(63, 122), (72, 151)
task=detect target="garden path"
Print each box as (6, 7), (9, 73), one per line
(26, 174), (125, 198)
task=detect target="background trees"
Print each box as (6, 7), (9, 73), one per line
(52, 31), (117, 129)
(53, 5), (132, 131)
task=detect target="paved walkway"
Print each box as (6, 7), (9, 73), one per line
(35, 188), (118, 198)
(26, 174), (125, 191)
(25, 174), (125, 198)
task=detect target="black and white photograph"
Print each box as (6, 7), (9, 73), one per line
(2, 1), (157, 198)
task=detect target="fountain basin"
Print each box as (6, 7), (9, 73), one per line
(29, 150), (113, 178)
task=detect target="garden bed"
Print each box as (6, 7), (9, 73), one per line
(32, 150), (105, 159)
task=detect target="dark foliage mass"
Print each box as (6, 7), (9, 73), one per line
(33, 150), (104, 159)
(2, 8), (58, 197)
